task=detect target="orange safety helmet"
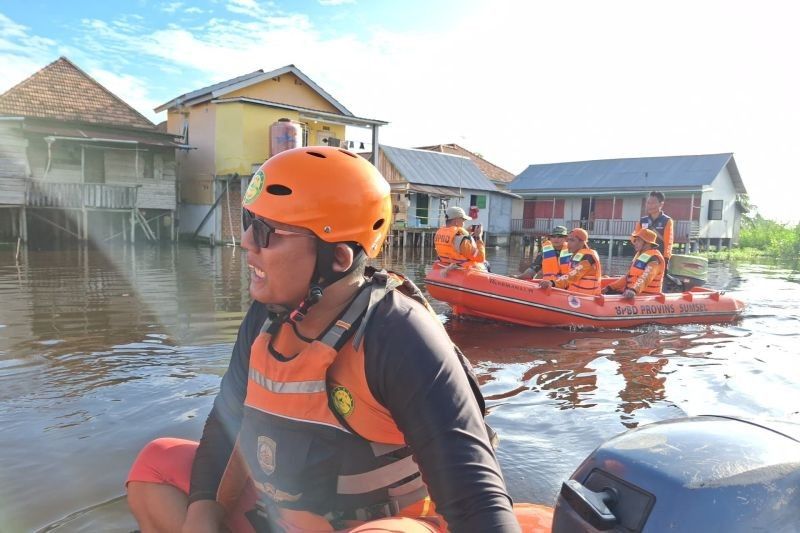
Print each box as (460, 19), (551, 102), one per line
(243, 147), (392, 258)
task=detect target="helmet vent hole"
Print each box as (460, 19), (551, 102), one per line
(339, 149), (357, 158)
(372, 218), (385, 230)
(266, 184), (292, 196)
(306, 151), (326, 159)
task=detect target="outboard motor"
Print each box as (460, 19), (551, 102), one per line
(664, 254), (708, 292)
(552, 416), (800, 532)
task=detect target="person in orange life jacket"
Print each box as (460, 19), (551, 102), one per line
(516, 226), (570, 280)
(433, 206), (487, 270)
(603, 228), (665, 299)
(635, 190), (674, 262)
(538, 228), (602, 295)
(126, 147), (521, 533)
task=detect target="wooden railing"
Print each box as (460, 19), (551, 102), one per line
(512, 218), (696, 242)
(25, 182), (138, 209)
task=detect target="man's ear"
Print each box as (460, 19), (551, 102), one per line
(331, 243), (355, 273)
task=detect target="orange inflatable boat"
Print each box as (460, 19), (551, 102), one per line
(424, 263), (745, 328)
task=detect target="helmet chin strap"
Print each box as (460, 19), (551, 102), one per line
(287, 240), (363, 325)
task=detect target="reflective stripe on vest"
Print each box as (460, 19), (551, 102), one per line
(240, 279), (430, 523)
(627, 249), (664, 294)
(558, 248), (572, 274)
(567, 248), (602, 294)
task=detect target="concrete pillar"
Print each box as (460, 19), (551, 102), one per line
(19, 206), (28, 242)
(130, 209), (136, 243)
(82, 208), (88, 241)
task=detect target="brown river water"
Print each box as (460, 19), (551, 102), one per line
(0, 243), (798, 532)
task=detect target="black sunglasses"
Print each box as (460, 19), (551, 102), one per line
(242, 209), (313, 249)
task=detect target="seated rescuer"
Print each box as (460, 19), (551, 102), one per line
(433, 206), (487, 271)
(635, 190), (674, 262)
(539, 228), (602, 295)
(516, 226), (571, 280)
(126, 147), (523, 533)
(603, 228), (665, 299)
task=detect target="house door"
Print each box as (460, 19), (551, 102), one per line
(580, 197), (594, 229)
(416, 193), (429, 226)
(84, 148), (105, 184)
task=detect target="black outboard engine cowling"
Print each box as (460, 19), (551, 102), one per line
(553, 416), (800, 532)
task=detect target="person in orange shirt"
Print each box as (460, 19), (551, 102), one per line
(539, 228), (602, 295)
(433, 206), (487, 270)
(635, 190), (674, 261)
(603, 228), (665, 299)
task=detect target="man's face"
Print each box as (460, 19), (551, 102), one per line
(241, 215), (318, 306)
(633, 236), (647, 253)
(551, 235), (567, 249)
(566, 236), (583, 253)
(452, 217), (466, 228)
(645, 196), (663, 215)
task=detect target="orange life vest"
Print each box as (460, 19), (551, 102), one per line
(433, 226), (484, 270)
(626, 249), (665, 294)
(239, 271), (479, 530)
(566, 247), (602, 295)
(541, 240), (572, 281)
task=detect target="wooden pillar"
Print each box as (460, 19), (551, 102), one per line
(82, 208), (88, 241)
(171, 211), (176, 242)
(130, 209), (136, 243)
(11, 208), (18, 237)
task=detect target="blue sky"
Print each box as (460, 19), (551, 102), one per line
(2, 0), (799, 221)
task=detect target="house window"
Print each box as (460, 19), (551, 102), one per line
(416, 193), (429, 226)
(53, 142), (82, 166)
(470, 194), (487, 209)
(708, 200), (723, 220)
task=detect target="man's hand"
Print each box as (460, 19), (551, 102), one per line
(539, 280), (553, 289)
(471, 224), (483, 241)
(622, 289), (636, 299)
(182, 500), (227, 533)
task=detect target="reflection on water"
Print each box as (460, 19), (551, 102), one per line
(0, 243), (798, 532)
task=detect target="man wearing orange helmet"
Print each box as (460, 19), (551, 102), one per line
(539, 228), (603, 295)
(126, 147), (521, 533)
(603, 228), (665, 299)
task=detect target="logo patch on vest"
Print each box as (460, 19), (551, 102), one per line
(257, 435), (276, 475)
(244, 169), (265, 205)
(331, 386), (355, 417)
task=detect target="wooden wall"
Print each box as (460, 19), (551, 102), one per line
(22, 135), (177, 211)
(0, 123), (30, 205)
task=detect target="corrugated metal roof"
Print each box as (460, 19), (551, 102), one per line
(511, 153), (746, 194)
(382, 145), (498, 192)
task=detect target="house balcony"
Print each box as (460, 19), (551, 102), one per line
(25, 181), (139, 210)
(511, 218), (699, 243)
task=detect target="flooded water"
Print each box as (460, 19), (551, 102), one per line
(1, 243), (798, 532)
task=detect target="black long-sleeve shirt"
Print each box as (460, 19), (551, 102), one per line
(190, 291), (519, 532)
